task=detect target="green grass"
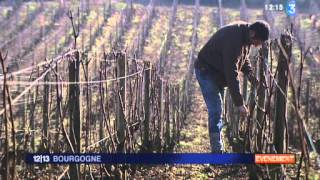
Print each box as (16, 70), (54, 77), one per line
(1, 8), (10, 18)
(178, 141), (193, 149)
(228, 10), (240, 20)
(26, 2), (39, 12)
(114, 2), (127, 10)
(300, 18), (312, 29)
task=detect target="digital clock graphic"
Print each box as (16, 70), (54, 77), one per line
(264, 0), (296, 17)
(265, 4), (284, 11)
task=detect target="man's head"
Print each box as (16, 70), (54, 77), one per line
(249, 20), (270, 47)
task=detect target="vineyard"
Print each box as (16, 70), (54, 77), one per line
(0, 0), (320, 179)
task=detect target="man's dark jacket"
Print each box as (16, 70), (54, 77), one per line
(194, 22), (253, 107)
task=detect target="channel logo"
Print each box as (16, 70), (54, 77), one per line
(286, 0), (296, 16)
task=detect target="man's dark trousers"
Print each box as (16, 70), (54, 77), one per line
(195, 67), (224, 153)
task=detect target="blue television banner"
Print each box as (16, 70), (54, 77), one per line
(26, 153), (254, 164)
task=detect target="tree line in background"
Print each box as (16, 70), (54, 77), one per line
(134, 0), (317, 8)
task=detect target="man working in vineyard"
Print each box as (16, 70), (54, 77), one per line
(194, 20), (270, 153)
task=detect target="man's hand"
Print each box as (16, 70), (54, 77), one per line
(238, 105), (248, 117)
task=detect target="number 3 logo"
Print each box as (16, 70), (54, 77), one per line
(286, 0), (296, 16)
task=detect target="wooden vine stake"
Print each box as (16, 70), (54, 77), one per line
(272, 34), (291, 178)
(115, 52), (127, 179)
(274, 34), (290, 154)
(0, 51), (16, 179)
(42, 58), (50, 153)
(256, 44), (267, 151)
(116, 52), (126, 153)
(68, 10), (81, 179)
(142, 61), (151, 152)
(68, 51), (81, 179)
